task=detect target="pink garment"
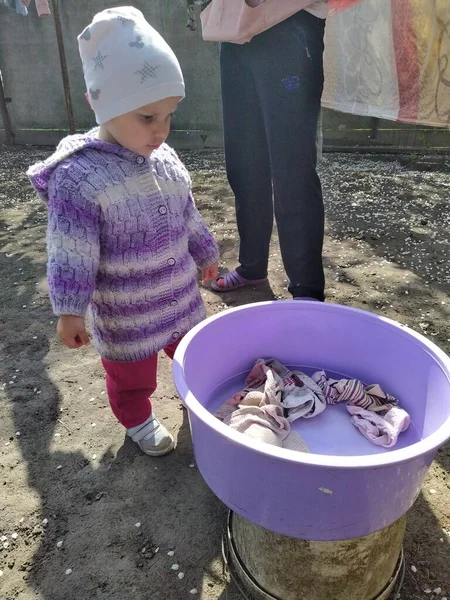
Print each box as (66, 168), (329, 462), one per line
(215, 361), (267, 421)
(201, 0), (360, 44)
(21, 0), (51, 17)
(246, 0), (328, 18)
(35, 0), (50, 17)
(346, 406), (411, 448)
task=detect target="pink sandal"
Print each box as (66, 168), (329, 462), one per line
(211, 270), (268, 292)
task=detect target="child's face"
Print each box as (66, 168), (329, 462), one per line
(103, 96), (182, 157)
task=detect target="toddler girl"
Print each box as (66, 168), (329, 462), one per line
(28, 6), (219, 456)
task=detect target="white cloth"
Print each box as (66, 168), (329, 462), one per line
(322, 0), (450, 128)
(78, 7), (185, 125)
(219, 368), (309, 452)
(282, 369), (327, 422)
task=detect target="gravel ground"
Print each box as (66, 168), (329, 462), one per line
(0, 146), (449, 600)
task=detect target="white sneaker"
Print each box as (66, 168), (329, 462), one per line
(127, 415), (175, 456)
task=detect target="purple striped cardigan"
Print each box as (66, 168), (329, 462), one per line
(28, 132), (219, 362)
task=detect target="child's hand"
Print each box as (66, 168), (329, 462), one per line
(202, 262), (219, 285)
(57, 315), (90, 349)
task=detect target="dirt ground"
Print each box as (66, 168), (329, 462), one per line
(0, 146), (449, 600)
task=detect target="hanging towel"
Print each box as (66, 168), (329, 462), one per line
(187, 0), (361, 33)
(322, 0), (450, 128)
(35, 0), (50, 18)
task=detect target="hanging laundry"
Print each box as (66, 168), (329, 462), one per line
(34, 0), (50, 18)
(215, 363), (309, 452)
(2, 0), (28, 16)
(322, 0), (450, 128)
(22, 0), (51, 17)
(2, 0), (51, 17)
(346, 406), (411, 448)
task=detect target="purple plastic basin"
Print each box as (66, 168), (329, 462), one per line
(173, 302), (450, 541)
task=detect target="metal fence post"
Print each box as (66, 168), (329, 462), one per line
(51, 0), (76, 134)
(370, 117), (379, 140)
(0, 69), (14, 145)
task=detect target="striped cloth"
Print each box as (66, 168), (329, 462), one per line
(312, 371), (398, 414)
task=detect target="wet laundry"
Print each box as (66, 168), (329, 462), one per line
(265, 359), (326, 421)
(216, 358), (410, 450)
(215, 360), (309, 452)
(312, 370), (398, 412)
(346, 406), (410, 448)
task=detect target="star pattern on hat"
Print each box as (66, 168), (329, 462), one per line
(135, 62), (160, 83)
(93, 51), (108, 70)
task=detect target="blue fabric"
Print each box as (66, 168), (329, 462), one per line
(2, 0), (28, 16)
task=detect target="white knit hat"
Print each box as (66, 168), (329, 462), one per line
(78, 6), (185, 125)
